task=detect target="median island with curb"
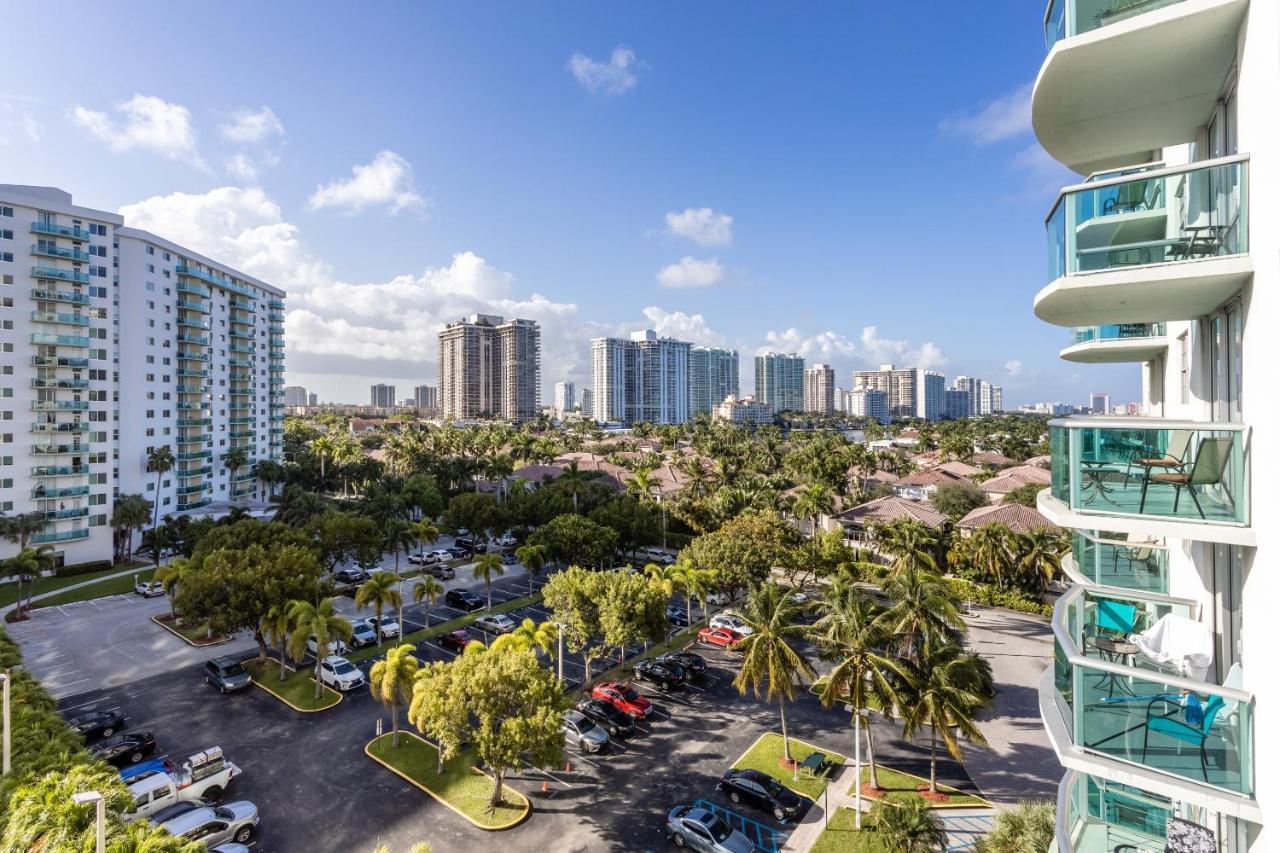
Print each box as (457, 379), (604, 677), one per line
(364, 731), (530, 831)
(151, 613), (229, 647)
(244, 657), (343, 712)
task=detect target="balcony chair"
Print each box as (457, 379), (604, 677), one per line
(1112, 534), (1160, 581)
(1129, 430), (1192, 477)
(1087, 599), (1142, 698)
(1102, 178), (1161, 215)
(1142, 692), (1227, 783)
(1138, 436), (1234, 520)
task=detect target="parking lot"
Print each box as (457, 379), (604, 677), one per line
(14, 556), (997, 853)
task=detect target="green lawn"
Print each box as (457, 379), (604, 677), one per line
(811, 808), (889, 853)
(732, 732), (847, 801)
(856, 765), (988, 808)
(366, 732), (528, 829)
(244, 658), (342, 712)
(1, 563), (152, 609)
(346, 592), (543, 665)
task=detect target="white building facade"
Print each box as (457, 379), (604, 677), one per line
(1031, 3), (1272, 849)
(689, 346), (739, 417)
(1, 185), (284, 567)
(590, 330), (690, 426)
(553, 380), (575, 418)
(803, 363), (835, 415)
(754, 352), (804, 413)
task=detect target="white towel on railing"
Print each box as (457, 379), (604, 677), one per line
(1130, 613), (1213, 681)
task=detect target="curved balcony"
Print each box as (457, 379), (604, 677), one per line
(31, 288), (90, 305)
(1035, 0), (1248, 173)
(1061, 323), (1166, 363)
(1036, 158), (1250, 327)
(1041, 418), (1251, 545)
(1041, 585), (1258, 816)
(31, 243), (91, 262)
(1055, 770), (1176, 852)
(31, 222), (92, 241)
(1065, 530), (1168, 594)
(32, 266), (90, 284)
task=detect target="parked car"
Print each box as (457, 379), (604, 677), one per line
(640, 547), (676, 564)
(694, 591), (730, 608)
(666, 804), (757, 852)
(574, 698), (636, 739)
(306, 636), (348, 657)
(121, 756), (174, 783)
(361, 614), (400, 639)
(562, 710), (609, 754)
(66, 709), (126, 741)
(90, 731), (157, 767)
(718, 768), (805, 821)
(158, 801), (258, 846)
(697, 627), (741, 650)
(666, 605), (690, 627)
(710, 613), (754, 636)
(438, 629), (473, 653)
(445, 589), (484, 611)
(474, 613), (516, 634)
(455, 528), (471, 539)
(592, 681), (652, 719)
(134, 579), (164, 598)
(500, 552), (518, 565)
(633, 659), (685, 692)
(427, 563), (456, 579)
(346, 620), (379, 649)
(124, 747), (240, 822)
(148, 800), (209, 826)
(657, 651), (707, 680)
(456, 538), (488, 554)
(333, 567), (367, 586)
(204, 657), (252, 693)
(318, 656), (366, 691)
(407, 552), (431, 565)
(497, 532), (517, 547)
(445, 546), (468, 559)
(431, 548), (456, 562)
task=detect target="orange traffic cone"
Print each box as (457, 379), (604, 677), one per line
(541, 779), (551, 793)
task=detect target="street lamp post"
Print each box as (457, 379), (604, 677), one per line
(71, 791), (105, 853)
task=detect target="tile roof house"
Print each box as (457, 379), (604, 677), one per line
(831, 495), (950, 539)
(970, 450), (1017, 468)
(979, 464), (1052, 503)
(932, 460), (984, 478)
(892, 468), (972, 501)
(957, 503), (1060, 534)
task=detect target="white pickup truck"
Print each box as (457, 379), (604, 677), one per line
(123, 746), (241, 822)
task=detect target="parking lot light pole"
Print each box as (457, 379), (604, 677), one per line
(1, 669), (10, 775)
(71, 791), (105, 853)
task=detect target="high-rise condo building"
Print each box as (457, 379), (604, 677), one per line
(590, 330), (690, 426)
(1089, 391), (1111, 414)
(846, 387), (890, 425)
(1031, 4), (1270, 849)
(580, 389), (593, 420)
(283, 385), (308, 407)
(414, 385), (438, 412)
(754, 352), (804, 413)
(803, 363), (835, 415)
(437, 314), (541, 422)
(553, 381), (575, 417)
(952, 376), (1004, 416)
(689, 347), (740, 416)
(307, 392), (317, 406)
(370, 383), (396, 407)
(944, 388), (972, 421)
(851, 364), (945, 420)
(0, 184), (285, 567)
(713, 394), (773, 426)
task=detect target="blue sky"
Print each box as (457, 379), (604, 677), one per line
(0, 2), (1140, 407)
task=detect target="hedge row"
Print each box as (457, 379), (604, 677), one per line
(943, 577), (1054, 617)
(53, 559), (115, 578)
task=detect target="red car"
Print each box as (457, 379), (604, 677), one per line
(439, 629), (473, 653)
(592, 681), (652, 719)
(697, 626), (741, 649)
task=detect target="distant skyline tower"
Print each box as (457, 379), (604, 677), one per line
(754, 352), (805, 413)
(803, 363), (835, 415)
(554, 380), (576, 417)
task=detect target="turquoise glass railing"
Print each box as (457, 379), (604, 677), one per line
(31, 288), (90, 305)
(31, 222), (93, 241)
(1044, 0), (1188, 48)
(1059, 771), (1173, 852)
(176, 280), (212, 299)
(31, 244), (92, 262)
(1049, 418), (1249, 526)
(177, 297), (210, 313)
(178, 498), (212, 510)
(1072, 324), (1166, 345)
(1046, 157), (1248, 282)
(1069, 530), (1168, 593)
(32, 333), (89, 347)
(30, 423), (90, 434)
(32, 527), (90, 544)
(178, 466), (213, 478)
(31, 266), (91, 284)
(32, 464), (89, 476)
(32, 401), (89, 412)
(31, 311), (90, 326)
(32, 485), (90, 498)
(43, 507), (89, 520)
(31, 379), (89, 390)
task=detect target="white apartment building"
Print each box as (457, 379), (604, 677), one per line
(689, 346), (739, 417)
(1031, 2), (1272, 849)
(803, 363), (835, 415)
(852, 363), (945, 420)
(954, 375), (1004, 416)
(754, 352), (804, 413)
(590, 330), (690, 426)
(846, 386), (890, 424)
(283, 385), (308, 407)
(437, 314), (540, 422)
(713, 393), (773, 426)
(0, 185), (284, 567)
(553, 380), (575, 418)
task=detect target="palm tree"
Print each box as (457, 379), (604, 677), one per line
(145, 445), (175, 528)
(683, 566), (717, 626)
(471, 553), (505, 610)
(1015, 528), (1066, 594)
(559, 460), (586, 513)
(369, 643), (420, 747)
(732, 583), (817, 763)
(976, 801), (1055, 853)
(261, 603), (292, 678)
(310, 434), (339, 488)
(286, 597), (353, 699)
(1, 545), (55, 615)
(901, 640), (991, 794)
(223, 446), (249, 497)
(409, 519), (440, 557)
(872, 518), (939, 575)
(790, 482), (835, 539)
(383, 519), (417, 577)
(970, 523), (1015, 590)
(412, 574), (444, 627)
(874, 800), (948, 852)
(492, 617), (557, 658)
(670, 559), (702, 628)
(514, 543), (549, 596)
(879, 567), (964, 661)
(109, 494), (151, 564)
(154, 557), (191, 620)
(811, 585), (910, 826)
(275, 487), (330, 526)
(356, 571), (403, 647)
(644, 562), (679, 598)
(253, 458), (286, 500)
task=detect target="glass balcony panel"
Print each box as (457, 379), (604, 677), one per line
(31, 378), (89, 390)
(179, 498), (211, 511)
(1072, 323), (1165, 344)
(177, 297), (210, 313)
(32, 528), (90, 544)
(1062, 772), (1172, 852)
(176, 280), (212, 299)
(31, 333), (90, 347)
(1071, 530), (1169, 593)
(31, 243), (92, 262)
(1046, 159), (1247, 281)
(32, 266), (91, 284)
(31, 311), (90, 326)
(32, 484), (90, 498)
(1045, 0), (1189, 47)
(31, 288), (90, 305)
(1049, 420), (1248, 526)
(31, 222), (93, 241)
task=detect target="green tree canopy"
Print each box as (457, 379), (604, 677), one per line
(930, 480), (989, 521)
(680, 511), (800, 595)
(443, 492), (503, 538)
(526, 514), (619, 568)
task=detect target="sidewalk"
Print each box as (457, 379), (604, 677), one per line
(1, 562), (159, 620)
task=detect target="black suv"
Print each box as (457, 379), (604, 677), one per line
(575, 698), (636, 738)
(333, 567), (367, 586)
(65, 709), (126, 741)
(204, 656), (252, 693)
(445, 589), (484, 611)
(633, 659), (685, 692)
(657, 651), (707, 680)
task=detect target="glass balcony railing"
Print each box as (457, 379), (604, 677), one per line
(1072, 323), (1166, 345)
(177, 449), (213, 462)
(177, 297), (210, 313)
(178, 332), (210, 346)
(178, 417), (213, 427)
(176, 264), (230, 288)
(177, 483), (212, 497)
(31, 243), (92, 262)
(32, 484), (89, 499)
(229, 343), (255, 354)
(176, 384), (210, 395)
(178, 497), (211, 511)
(176, 315), (210, 330)
(32, 356), (89, 368)
(32, 464), (89, 476)
(178, 466), (213, 478)
(229, 417), (255, 426)
(176, 368), (209, 378)
(43, 507), (89, 521)
(31, 378), (89, 390)
(228, 298), (256, 311)
(32, 266), (91, 284)
(1051, 586), (1253, 795)
(176, 280), (212, 299)
(229, 329), (254, 340)
(32, 527), (90, 544)
(1069, 530), (1169, 593)
(229, 358), (253, 368)
(175, 402), (207, 412)
(30, 423), (90, 434)
(31, 333), (90, 347)
(1058, 771), (1174, 852)
(31, 401), (89, 412)
(30, 222), (93, 241)
(268, 311), (284, 322)
(31, 311), (90, 326)
(31, 442), (89, 455)
(1046, 157), (1248, 282)
(267, 298), (284, 309)
(31, 288), (90, 305)
(1049, 418), (1249, 526)
(230, 430), (257, 439)
(178, 350), (210, 362)
(1044, 0), (1188, 48)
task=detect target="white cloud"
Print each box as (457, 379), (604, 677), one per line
(858, 326), (948, 370)
(567, 46), (639, 96)
(757, 328), (858, 361)
(1004, 359), (1024, 378)
(664, 207), (733, 247)
(656, 256), (724, 288)
(939, 82), (1032, 145)
(224, 150), (282, 182)
(219, 106), (284, 143)
(634, 307), (726, 347)
(308, 150), (424, 214)
(71, 94), (203, 166)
